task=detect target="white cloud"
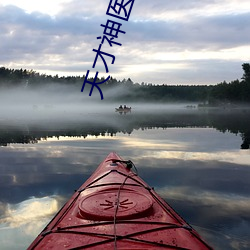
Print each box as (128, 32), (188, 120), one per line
(0, 0), (67, 16)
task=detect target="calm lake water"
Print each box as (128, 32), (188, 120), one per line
(0, 104), (250, 249)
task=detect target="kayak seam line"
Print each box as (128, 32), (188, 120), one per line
(83, 170), (114, 189)
(54, 225), (192, 236)
(56, 220), (182, 230)
(55, 225), (191, 250)
(78, 169), (151, 193)
(81, 183), (142, 190)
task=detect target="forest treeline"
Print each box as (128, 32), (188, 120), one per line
(0, 63), (250, 104)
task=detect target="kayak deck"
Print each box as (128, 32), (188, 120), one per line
(28, 152), (213, 249)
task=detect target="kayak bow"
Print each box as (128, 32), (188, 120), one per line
(28, 152), (213, 249)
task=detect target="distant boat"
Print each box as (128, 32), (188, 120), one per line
(186, 105), (196, 109)
(115, 107), (132, 113)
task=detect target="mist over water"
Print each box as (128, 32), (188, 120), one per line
(0, 85), (110, 120)
(0, 84), (198, 125)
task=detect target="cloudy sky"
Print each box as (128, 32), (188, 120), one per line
(0, 0), (250, 85)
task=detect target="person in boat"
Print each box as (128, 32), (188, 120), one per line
(119, 105), (123, 109)
(124, 105), (127, 109)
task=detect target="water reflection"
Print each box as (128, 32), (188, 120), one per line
(0, 109), (250, 249)
(0, 107), (250, 149)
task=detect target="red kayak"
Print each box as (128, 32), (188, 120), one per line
(28, 152), (213, 249)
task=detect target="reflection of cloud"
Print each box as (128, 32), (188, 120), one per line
(121, 139), (185, 150)
(0, 202), (7, 218)
(0, 196), (59, 232)
(154, 150), (250, 166)
(157, 186), (250, 216)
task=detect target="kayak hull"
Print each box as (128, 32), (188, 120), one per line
(28, 152), (213, 249)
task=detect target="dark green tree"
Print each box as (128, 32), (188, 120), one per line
(242, 63), (250, 82)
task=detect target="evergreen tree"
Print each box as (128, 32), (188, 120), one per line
(242, 63), (250, 83)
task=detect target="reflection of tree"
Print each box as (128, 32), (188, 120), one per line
(0, 131), (38, 146)
(203, 109), (250, 150)
(241, 133), (250, 149)
(0, 109), (250, 149)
